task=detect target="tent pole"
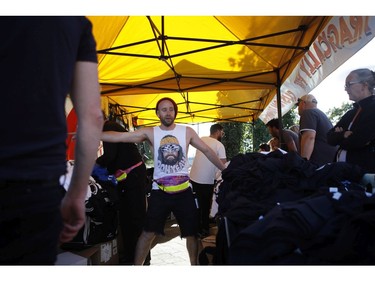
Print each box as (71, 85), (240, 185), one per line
(252, 117), (255, 152)
(276, 69), (284, 143)
(161, 16), (165, 58)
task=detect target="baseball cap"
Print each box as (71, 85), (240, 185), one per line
(296, 94), (318, 105)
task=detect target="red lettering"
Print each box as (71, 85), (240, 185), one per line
(281, 90), (295, 104)
(327, 23), (340, 52)
(294, 71), (308, 89)
(285, 90), (298, 103)
(350, 16), (362, 40)
(307, 50), (321, 74)
(339, 16), (355, 45)
(313, 41), (326, 64)
(317, 31), (332, 59)
(299, 60), (310, 78)
(303, 55), (315, 77)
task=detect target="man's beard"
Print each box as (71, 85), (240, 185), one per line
(163, 155), (178, 165)
(160, 117), (174, 127)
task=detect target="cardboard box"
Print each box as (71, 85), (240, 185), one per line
(55, 251), (88, 265)
(89, 238), (119, 265)
(56, 246), (99, 265)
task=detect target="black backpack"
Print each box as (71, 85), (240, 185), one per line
(61, 163), (119, 251)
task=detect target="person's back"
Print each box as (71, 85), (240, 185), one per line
(190, 136), (226, 184)
(190, 124), (226, 237)
(0, 17), (97, 178)
(298, 94), (336, 166)
(97, 120), (148, 265)
(0, 17), (103, 264)
(280, 129), (300, 152)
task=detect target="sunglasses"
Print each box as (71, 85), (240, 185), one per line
(296, 98), (304, 106)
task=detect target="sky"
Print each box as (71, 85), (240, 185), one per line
(309, 37), (375, 113)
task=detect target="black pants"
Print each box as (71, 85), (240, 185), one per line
(117, 165), (150, 265)
(0, 179), (64, 265)
(191, 180), (214, 233)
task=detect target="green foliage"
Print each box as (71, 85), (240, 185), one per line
(252, 118), (271, 152)
(220, 122), (247, 160)
(282, 108), (299, 129)
(219, 109), (299, 159)
(326, 102), (353, 124)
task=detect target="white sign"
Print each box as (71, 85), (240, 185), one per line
(259, 16), (375, 123)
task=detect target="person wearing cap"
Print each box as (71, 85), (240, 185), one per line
(101, 97), (226, 265)
(297, 94), (336, 166)
(327, 68), (375, 173)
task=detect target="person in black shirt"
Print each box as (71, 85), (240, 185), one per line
(327, 68), (375, 173)
(297, 94), (336, 167)
(0, 17), (103, 264)
(96, 120), (150, 265)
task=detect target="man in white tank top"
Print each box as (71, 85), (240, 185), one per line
(102, 97), (226, 265)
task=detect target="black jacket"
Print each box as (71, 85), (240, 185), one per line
(327, 95), (375, 173)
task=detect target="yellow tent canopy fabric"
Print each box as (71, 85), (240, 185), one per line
(88, 16), (331, 126)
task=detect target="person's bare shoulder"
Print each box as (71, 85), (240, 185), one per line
(186, 126), (199, 141)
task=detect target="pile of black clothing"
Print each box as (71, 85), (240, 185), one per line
(214, 150), (375, 265)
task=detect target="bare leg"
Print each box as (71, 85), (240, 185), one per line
(186, 235), (198, 265)
(134, 230), (156, 265)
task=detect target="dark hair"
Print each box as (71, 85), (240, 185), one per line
(210, 123), (223, 134)
(259, 143), (270, 151)
(155, 97), (178, 116)
(350, 68), (375, 94)
(266, 118), (279, 129)
(102, 120), (127, 132)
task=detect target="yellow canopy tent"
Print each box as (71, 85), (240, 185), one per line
(88, 16), (331, 127)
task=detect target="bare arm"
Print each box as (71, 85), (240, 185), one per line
(60, 61), (104, 243)
(188, 127), (226, 171)
(286, 139), (298, 152)
(101, 127), (152, 144)
(300, 130), (316, 160)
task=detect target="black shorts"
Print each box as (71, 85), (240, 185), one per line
(144, 188), (199, 237)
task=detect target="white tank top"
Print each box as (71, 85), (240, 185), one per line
(152, 125), (189, 190)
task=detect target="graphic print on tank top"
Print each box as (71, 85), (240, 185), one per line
(157, 134), (186, 174)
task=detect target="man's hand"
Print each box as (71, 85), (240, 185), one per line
(59, 194), (86, 243)
(335, 127), (353, 138)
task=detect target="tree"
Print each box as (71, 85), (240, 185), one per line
(326, 102), (353, 124)
(220, 109), (299, 159)
(220, 122), (246, 160)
